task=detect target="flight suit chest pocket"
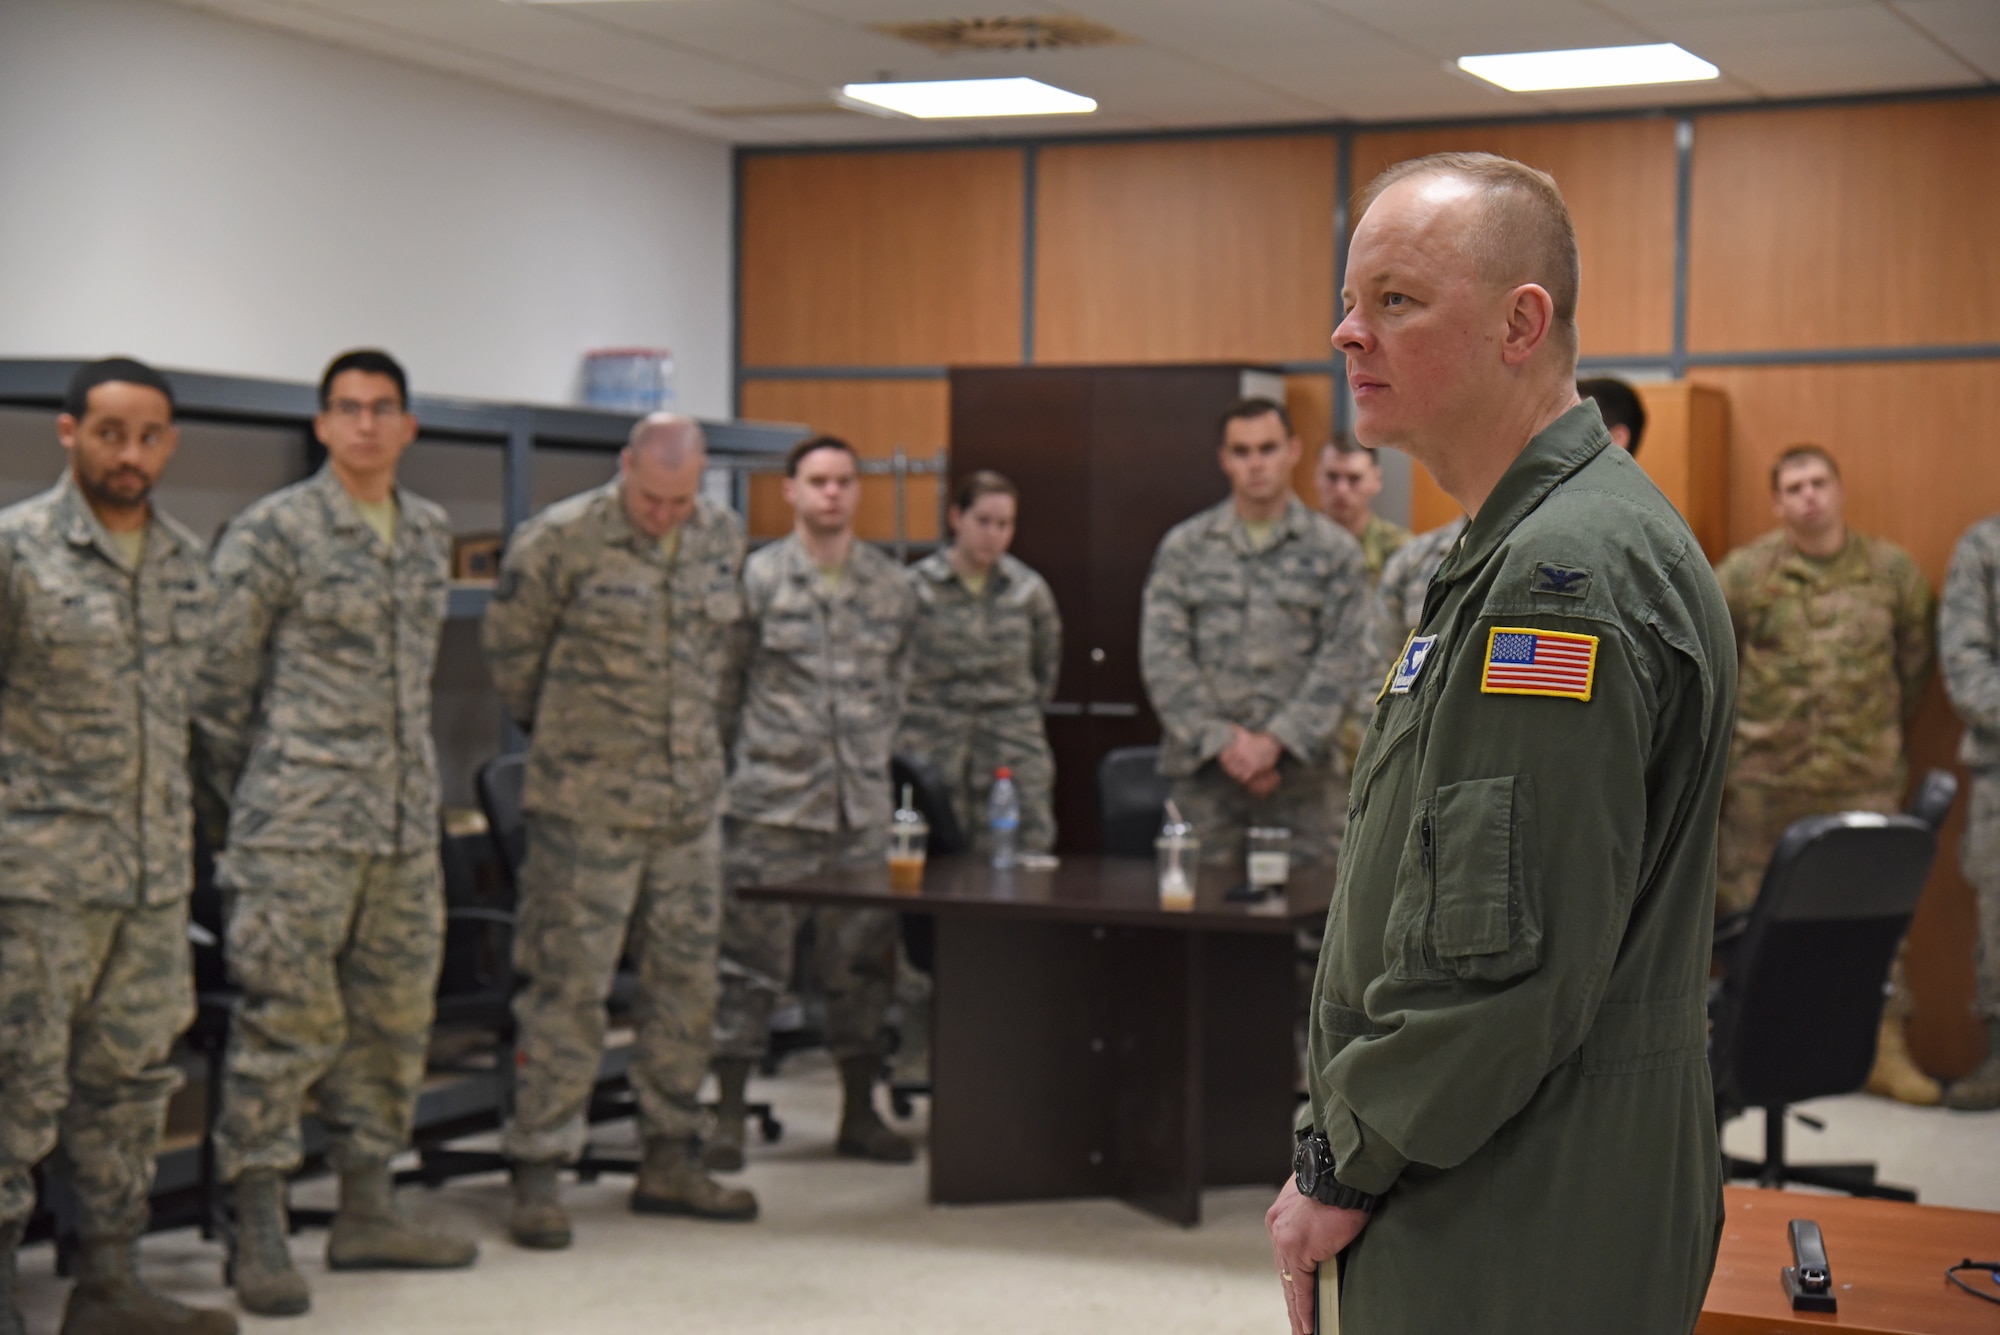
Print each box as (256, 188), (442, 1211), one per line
(1389, 774), (1542, 984)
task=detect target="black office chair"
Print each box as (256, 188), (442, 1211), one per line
(1098, 745), (1171, 857)
(1709, 770), (1957, 1201)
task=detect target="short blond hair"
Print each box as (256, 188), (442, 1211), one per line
(1355, 152), (1580, 358)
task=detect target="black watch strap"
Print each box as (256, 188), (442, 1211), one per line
(1295, 1129), (1381, 1212)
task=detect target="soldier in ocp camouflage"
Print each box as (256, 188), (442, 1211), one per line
(1714, 444), (1936, 1105)
(895, 548), (1061, 855)
(1140, 496), (1377, 870)
(710, 437), (919, 1170)
(482, 419), (756, 1237)
(195, 353), (474, 1312)
(0, 359), (236, 1335)
(1940, 514), (2000, 1109)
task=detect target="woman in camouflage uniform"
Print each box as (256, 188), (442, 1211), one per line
(896, 471), (1062, 854)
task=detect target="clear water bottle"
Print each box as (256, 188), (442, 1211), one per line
(989, 767), (1020, 869)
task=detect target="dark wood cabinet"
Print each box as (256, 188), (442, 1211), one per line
(949, 365), (1282, 853)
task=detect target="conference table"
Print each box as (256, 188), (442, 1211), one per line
(1700, 1185), (2000, 1334)
(739, 854), (1333, 1226)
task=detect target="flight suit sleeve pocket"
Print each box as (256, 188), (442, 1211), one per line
(1422, 775), (1542, 983)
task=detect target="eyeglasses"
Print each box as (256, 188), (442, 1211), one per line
(328, 398), (406, 422)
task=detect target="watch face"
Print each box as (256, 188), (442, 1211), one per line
(1292, 1143), (1318, 1193)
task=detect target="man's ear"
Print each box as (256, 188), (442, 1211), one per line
(1500, 284), (1557, 366)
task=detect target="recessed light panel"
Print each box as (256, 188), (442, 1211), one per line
(836, 77), (1096, 119)
(1457, 43), (1719, 93)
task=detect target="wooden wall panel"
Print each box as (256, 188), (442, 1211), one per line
(1693, 359), (2000, 1075)
(1350, 120), (1679, 359)
(1284, 374), (1334, 501)
(738, 379), (948, 544)
(1407, 462), (1462, 535)
(1632, 382), (1730, 562)
(1033, 136), (1337, 364)
(740, 149), (1024, 368)
(1688, 99), (2000, 354)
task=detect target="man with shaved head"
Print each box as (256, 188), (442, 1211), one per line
(1267, 154), (1733, 1334)
(484, 412), (757, 1246)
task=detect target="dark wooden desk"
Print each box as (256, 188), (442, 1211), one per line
(1700, 1186), (2000, 1334)
(740, 855), (1332, 1225)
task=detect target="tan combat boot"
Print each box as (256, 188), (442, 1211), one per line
(60, 1235), (238, 1335)
(507, 1161), (572, 1250)
(630, 1139), (758, 1221)
(228, 1171), (309, 1316)
(1866, 1015), (1943, 1105)
(325, 1160), (478, 1271)
(703, 1058), (752, 1172)
(1, 1221), (24, 1335)
(1945, 1018), (2000, 1111)
(835, 1055), (915, 1163)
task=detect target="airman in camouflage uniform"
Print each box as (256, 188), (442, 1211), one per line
(895, 536), (1061, 854)
(0, 360), (236, 1335)
(710, 437), (918, 1171)
(1141, 401), (1377, 872)
(1940, 514), (2000, 1109)
(1715, 444), (1936, 1104)
(1378, 517), (1466, 644)
(195, 351), (474, 1317)
(482, 415), (755, 1243)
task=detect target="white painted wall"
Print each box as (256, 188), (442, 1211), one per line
(0, 0), (733, 414)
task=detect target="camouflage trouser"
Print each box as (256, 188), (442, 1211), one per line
(0, 899), (194, 1236)
(502, 814), (722, 1162)
(1717, 781), (1911, 1014)
(904, 719), (1057, 856)
(1169, 758), (1342, 872)
(1965, 767), (2000, 1020)
(213, 847), (444, 1180)
(712, 818), (896, 1063)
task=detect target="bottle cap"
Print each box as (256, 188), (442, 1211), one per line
(995, 767), (1013, 780)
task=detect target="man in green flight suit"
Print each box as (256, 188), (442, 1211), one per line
(1267, 152), (1733, 1335)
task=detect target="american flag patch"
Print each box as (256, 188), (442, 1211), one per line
(1480, 627), (1598, 701)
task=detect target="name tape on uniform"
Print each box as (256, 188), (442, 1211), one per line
(1480, 626), (1598, 702)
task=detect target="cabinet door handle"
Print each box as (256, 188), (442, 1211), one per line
(1043, 702), (1084, 717)
(1086, 702), (1139, 718)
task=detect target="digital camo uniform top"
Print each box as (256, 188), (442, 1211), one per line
(1943, 515), (2000, 769)
(1378, 517), (1467, 643)
(724, 534), (917, 833)
(0, 475), (212, 906)
(194, 467), (451, 854)
(482, 482), (746, 835)
(895, 550), (1060, 761)
(1309, 405), (1733, 1333)
(1139, 495), (1377, 780)
(1715, 527), (1934, 795)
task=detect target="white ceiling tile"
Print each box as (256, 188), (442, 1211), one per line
(160, 0), (1999, 142)
(1656, 2), (1981, 93)
(1891, 0), (2000, 79)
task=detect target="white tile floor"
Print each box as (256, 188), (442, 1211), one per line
(15, 1054), (1999, 1334)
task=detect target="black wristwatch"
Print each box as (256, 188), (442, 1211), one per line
(1294, 1129), (1381, 1213)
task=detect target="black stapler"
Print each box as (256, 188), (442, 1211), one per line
(1782, 1219), (1837, 1313)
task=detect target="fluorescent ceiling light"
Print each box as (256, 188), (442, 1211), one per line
(1457, 43), (1718, 93)
(837, 77), (1096, 119)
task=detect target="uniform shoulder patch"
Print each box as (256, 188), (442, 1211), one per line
(1532, 563), (1591, 597)
(1480, 626), (1598, 701)
(1389, 634), (1438, 695)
